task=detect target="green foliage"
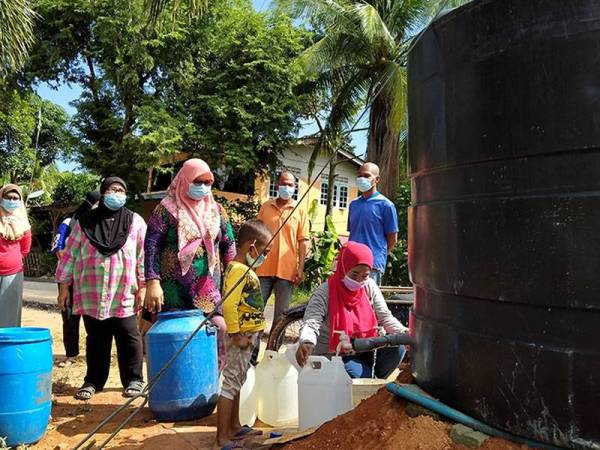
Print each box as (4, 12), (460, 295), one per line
(0, 0), (37, 75)
(51, 172), (100, 206)
(27, 0), (314, 193)
(277, 0), (436, 196)
(301, 215), (340, 290)
(171, 2), (312, 176)
(214, 195), (261, 233)
(383, 179), (411, 286)
(0, 80), (71, 184)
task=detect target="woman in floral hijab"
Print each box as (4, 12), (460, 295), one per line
(144, 159), (236, 368)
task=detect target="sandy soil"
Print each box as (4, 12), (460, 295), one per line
(22, 308), (231, 450)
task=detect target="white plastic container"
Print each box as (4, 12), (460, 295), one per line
(218, 366), (257, 427)
(284, 343), (301, 372)
(256, 350), (299, 427)
(298, 355), (353, 430)
(239, 365), (257, 426)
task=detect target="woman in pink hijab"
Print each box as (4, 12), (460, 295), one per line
(144, 159), (236, 368)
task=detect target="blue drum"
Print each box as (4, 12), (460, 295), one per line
(145, 310), (218, 421)
(0, 327), (52, 446)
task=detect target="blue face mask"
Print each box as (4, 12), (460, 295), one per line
(103, 193), (127, 211)
(246, 245), (266, 268)
(1, 199), (21, 212)
(188, 183), (211, 200)
(278, 185), (295, 200)
(356, 177), (373, 193)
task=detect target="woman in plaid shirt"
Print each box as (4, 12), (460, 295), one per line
(56, 177), (146, 401)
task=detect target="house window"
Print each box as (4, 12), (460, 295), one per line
(269, 170), (300, 200)
(320, 182), (328, 205)
(320, 182), (348, 208)
(338, 185), (348, 208)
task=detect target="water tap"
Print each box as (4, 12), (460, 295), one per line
(333, 330), (353, 356)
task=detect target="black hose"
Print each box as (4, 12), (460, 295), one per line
(351, 333), (414, 353)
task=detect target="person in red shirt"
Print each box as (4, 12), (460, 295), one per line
(0, 184), (32, 327)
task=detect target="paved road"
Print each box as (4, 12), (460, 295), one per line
(24, 279), (57, 307)
(23, 280), (276, 328)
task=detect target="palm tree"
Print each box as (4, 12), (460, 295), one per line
(0, 0), (36, 76)
(280, 0), (468, 198)
(146, 0), (210, 23)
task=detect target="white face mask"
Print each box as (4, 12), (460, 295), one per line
(356, 176), (373, 193)
(342, 275), (367, 291)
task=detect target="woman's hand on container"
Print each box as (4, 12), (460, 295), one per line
(144, 280), (163, 313)
(57, 284), (70, 311)
(296, 342), (315, 367)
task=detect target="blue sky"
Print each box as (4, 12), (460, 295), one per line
(39, 0), (368, 171)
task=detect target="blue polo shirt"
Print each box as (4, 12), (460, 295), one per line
(347, 191), (399, 272)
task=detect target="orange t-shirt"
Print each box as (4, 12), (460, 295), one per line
(256, 199), (309, 282)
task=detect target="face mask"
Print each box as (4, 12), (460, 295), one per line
(103, 193), (127, 211)
(356, 177), (373, 193)
(342, 275), (367, 292)
(1, 199), (21, 212)
(278, 185), (295, 200)
(246, 249), (266, 268)
(188, 183), (211, 200)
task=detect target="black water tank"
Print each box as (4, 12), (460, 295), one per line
(408, 1), (600, 448)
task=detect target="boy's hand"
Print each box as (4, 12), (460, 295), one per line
(231, 333), (251, 349)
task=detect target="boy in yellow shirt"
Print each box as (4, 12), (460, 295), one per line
(216, 219), (272, 449)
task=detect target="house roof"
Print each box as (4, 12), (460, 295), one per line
(296, 138), (365, 168)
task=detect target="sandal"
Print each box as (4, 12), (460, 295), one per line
(124, 380), (145, 397)
(232, 426), (261, 440)
(75, 383), (97, 401)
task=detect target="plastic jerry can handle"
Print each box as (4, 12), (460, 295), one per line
(307, 355), (330, 370)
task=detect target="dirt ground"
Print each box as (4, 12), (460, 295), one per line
(281, 387), (529, 450)
(23, 307), (235, 450)
(20, 307), (531, 450)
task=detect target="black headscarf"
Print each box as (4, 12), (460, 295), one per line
(72, 190), (101, 222)
(79, 177), (134, 256)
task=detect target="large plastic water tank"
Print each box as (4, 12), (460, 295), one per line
(0, 327), (52, 447)
(408, 1), (600, 448)
(145, 310), (218, 421)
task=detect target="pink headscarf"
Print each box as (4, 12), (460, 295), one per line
(161, 159), (221, 276)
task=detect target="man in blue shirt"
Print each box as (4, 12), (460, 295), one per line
(348, 162), (399, 285)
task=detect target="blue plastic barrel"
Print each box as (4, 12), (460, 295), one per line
(0, 327), (52, 447)
(145, 310), (218, 421)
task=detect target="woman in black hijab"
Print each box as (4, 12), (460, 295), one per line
(52, 190), (101, 366)
(56, 177), (147, 400)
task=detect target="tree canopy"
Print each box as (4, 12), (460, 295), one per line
(25, 0), (312, 193)
(0, 80), (71, 184)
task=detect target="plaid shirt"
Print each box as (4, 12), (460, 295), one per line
(55, 213), (147, 320)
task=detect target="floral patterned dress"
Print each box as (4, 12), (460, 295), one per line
(144, 203), (236, 313)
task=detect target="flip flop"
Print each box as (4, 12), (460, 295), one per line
(232, 426), (261, 439)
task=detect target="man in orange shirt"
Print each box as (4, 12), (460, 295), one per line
(256, 171), (310, 324)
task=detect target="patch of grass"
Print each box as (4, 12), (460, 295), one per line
(291, 288), (311, 307)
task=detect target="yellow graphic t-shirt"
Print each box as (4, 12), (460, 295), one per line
(222, 261), (266, 333)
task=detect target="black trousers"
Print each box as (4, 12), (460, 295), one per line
(82, 315), (143, 390)
(61, 284), (81, 358)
